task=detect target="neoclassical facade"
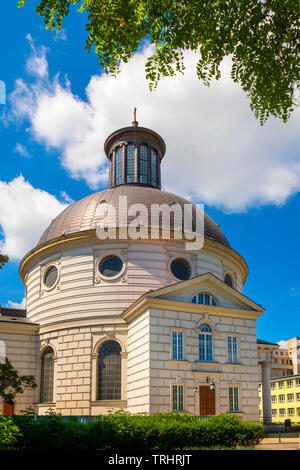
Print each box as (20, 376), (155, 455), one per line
(0, 120), (265, 420)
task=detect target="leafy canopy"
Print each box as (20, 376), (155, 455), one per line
(0, 253), (8, 270)
(0, 359), (37, 405)
(18, 0), (299, 124)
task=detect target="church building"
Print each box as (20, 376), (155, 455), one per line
(0, 119), (265, 421)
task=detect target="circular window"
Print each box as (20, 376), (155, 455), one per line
(44, 266), (58, 289)
(170, 258), (191, 281)
(98, 255), (123, 279)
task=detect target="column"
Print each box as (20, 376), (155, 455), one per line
(261, 360), (272, 424)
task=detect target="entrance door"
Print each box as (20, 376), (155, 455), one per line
(3, 402), (15, 416)
(199, 385), (215, 416)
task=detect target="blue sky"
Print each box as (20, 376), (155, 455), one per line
(0, 3), (299, 343)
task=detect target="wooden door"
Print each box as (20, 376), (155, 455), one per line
(3, 402), (15, 416)
(199, 385), (215, 416)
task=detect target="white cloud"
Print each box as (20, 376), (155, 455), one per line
(0, 176), (67, 259)
(6, 297), (25, 309)
(278, 340), (288, 349)
(14, 143), (32, 159)
(25, 33), (48, 79)
(8, 39), (300, 211)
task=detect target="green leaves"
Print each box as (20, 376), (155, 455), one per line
(0, 358), (37, 405)
(0, 253), (8, 270)
(19, 0), (300, 123)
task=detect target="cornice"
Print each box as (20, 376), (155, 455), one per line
(122, 297), (262, 324)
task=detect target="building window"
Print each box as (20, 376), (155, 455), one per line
(229, 387), (239, 412)
(224, 273), (234, 288)
(278, 381), (284, 389)
(279, 394), (285, 403)
(172, 331), (183, 360)
(288, 408), (295, 416)
(172, 385), (184, 412)
(151, 149), (158, 187)
(287, 394), (294, 402)
(98, 255), (123, 279)
(43, 265), (58, 289)
(272, 409), (277, 417)
(170, 258), (191, 281)
(279, 409), (286, 417)
(192, 293), (216, 306)
(296, 379), (300, 387)
(271, 395), (277, 403)
(126, 145), (135, 183)
(97, 340), (121, 400)
(296, 393), (300, 401)
(199, 324), (213, 362)
(139, 145), (148, 184)
(40, 347), (54, 403)
(228, 336), (238, 363)
(271, 382), (276, 390)
(287, 380), (293, 388)
(297, 408), (300, 416)
(115, 147), (123, 185)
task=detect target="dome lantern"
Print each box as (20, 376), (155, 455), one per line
(104, 110), (166, 190)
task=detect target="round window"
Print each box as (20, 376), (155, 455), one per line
(98, 255), (123, 278)
(170, 258), (191, 281)
(44, 266), (58, 288)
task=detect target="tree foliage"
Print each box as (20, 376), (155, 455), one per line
(0, 253), (8, 270)
(0, 359), (37, 405)
(18, 0), (299, 124)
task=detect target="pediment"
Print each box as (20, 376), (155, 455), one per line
(147, 273), (264, 312)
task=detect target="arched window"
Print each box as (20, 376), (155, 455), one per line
(199, 323), (213, 362)
(40, 347), (54, 403)
(224, 273), (234, 288)
(97, 340), (121, 400)
(192, 293), (216, 306)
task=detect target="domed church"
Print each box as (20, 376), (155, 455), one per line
(0, 117), (264, 420)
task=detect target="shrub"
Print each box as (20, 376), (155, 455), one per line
(0, 417), (22, 450)
(10, 411), (264, 451)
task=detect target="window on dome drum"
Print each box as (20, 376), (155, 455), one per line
(172, 331), (183, 360)
(224, 273), (234, 288)
(40, 347), (54, 403)
(97, 340), (121, 400)
(139, 145), (148, 184)
(98, 255), (123, 278)
(43, 265), (58, 288)
(172, 385), (184, 412)
(192, 293), (216, 306)
(199, 323), (213, 362)
(170, 258), (191, 281)
(151, 149), (158, 186)
(228, 336), (238, 363)
(126, 145), (135, 183)
(229, 387), (239, 412)
(115, 147), (123, 185)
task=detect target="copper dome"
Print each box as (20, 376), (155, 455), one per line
(38, 185), (230, 248)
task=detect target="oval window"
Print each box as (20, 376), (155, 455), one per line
(170, 258), (191, 281)
(44, 266), (58, 288)
(98, 255), (123, 278)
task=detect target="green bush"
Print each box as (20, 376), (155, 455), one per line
(10, 411), (264, 451)
(0, 417), (22, 450)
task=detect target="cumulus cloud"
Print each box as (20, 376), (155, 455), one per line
(8, 37), (300, 211)
(0, 176), (67, 259)
(278, 340), (288, 349)
(6, 297), (25, 309)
